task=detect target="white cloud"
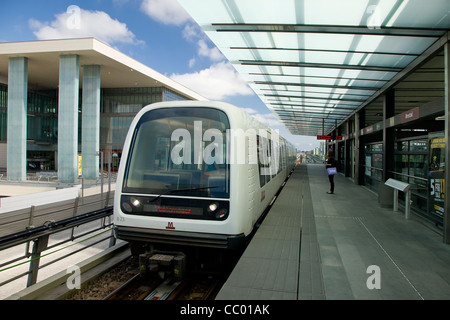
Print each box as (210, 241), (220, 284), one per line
(140, 1), (226, 67)
(251, 113), (283, 128)
(242, 108), (258, 115)
(182, 24), (199, 41)
(140, 0), (192, 26)
(170, 61), (254, 100)
(197, 39), (224, 61)
(30, 6), (142, 46)
(188, 57), (196, 68)
(241, 107), (283, 128)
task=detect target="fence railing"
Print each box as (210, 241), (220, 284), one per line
(0, 191), (115, 289)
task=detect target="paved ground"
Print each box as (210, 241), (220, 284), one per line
(217, 164), (450, 300)
(307, 164), (450, 299)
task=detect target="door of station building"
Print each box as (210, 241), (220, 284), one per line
(429, 133), (445, 225)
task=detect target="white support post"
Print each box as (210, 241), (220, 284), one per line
(405, 190), (411, 220)
(393, 189), (399, 212)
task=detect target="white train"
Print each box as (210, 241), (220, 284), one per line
(114, 101), (296, 250)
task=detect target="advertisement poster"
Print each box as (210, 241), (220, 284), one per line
(429, 137), (445, 219)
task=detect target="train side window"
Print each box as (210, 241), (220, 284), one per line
(257, 135), (264, 187)
(257, 135), (272, 187)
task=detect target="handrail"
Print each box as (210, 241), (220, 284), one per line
(362, 165), (383, 171)
(0, 205), (115, 289)
(0, 207), (113, 250)
(362, 166), (429, 183)
(389, 171), (428, 182)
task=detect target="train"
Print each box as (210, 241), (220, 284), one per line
(113, 101), (296, 252)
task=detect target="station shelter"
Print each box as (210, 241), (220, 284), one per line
(177, 0), (450, 242)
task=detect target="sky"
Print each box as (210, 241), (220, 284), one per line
(0, 0), (320, 151)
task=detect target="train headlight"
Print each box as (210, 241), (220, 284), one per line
(130, 197), (141, 207)
(207, 202), (219, 213)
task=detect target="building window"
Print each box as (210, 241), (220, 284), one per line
(164, 88), (188, 101)
(393, 136), (437, 224)
(364, 142), (383, 193)
(0, 84), (7, 142)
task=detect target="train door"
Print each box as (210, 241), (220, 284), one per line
(428, 133), (445, 225)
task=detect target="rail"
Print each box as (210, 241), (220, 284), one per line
(389, 171), (428, 183)
(362, 165), (383, 172)
(0, 192), (115, 289)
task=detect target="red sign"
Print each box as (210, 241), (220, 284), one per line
(401, 107), (419, 123)
(317, 135), (342, 140)
(146, 204), (202, 216)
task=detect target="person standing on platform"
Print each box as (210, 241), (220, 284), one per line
(325, 150), (338, 194)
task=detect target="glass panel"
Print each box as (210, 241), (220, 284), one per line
(242, 65), (397, 82)
(366, 143), (383, 152)
(402, 141), (409, 151)
(388, 0), (450, 28)
(123, 107), (230, 198)
(372, 152), (383, 169)
(410, 139), (427, 152)
(409, 154), (427, 178)
(101, 116), (134, 150)
(178, 0), (449, 136)
(181, 0), (450, 28)
(164, 88), (188, 101)
(394, 154), (408, 182)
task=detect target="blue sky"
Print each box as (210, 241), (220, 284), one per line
(0, 0), (320, 151)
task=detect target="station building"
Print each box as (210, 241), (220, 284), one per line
(0, 38), (206, 183)
(177, 0), (450, 241)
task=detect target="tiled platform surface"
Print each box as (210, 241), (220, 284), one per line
(216, 164), (450, 300)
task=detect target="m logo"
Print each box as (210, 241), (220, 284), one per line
(166, 222), (175, 230)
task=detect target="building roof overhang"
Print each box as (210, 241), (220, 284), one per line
(0, 38), (207, 101)
(178, 0), (450, 135)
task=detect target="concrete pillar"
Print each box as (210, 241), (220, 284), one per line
(7, 57), (27, 181)
(344, 120), (351, 177)
(355, 109), (365, 185)
(58, 55), (79, 183)
(382, 89), (395, 182)
(81, 65), (101, 179)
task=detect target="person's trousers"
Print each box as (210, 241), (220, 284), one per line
(328, 174), (334, 193)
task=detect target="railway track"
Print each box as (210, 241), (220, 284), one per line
(102, 272), (224, 300)
(65, 247), (233, 301)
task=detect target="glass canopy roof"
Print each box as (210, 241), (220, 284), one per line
(178, 0), (450, 135)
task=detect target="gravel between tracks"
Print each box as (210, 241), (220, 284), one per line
(66, 256), (139, 300)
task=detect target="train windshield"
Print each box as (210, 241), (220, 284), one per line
(123, 107), (230, 198)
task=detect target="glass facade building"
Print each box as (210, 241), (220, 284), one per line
(0, 84), (7, 142)
(0, 85), (189, 171)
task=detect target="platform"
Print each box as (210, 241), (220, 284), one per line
(216, 164), (450, 300)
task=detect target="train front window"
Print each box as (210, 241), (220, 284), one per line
(123, 107), (230, 198)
